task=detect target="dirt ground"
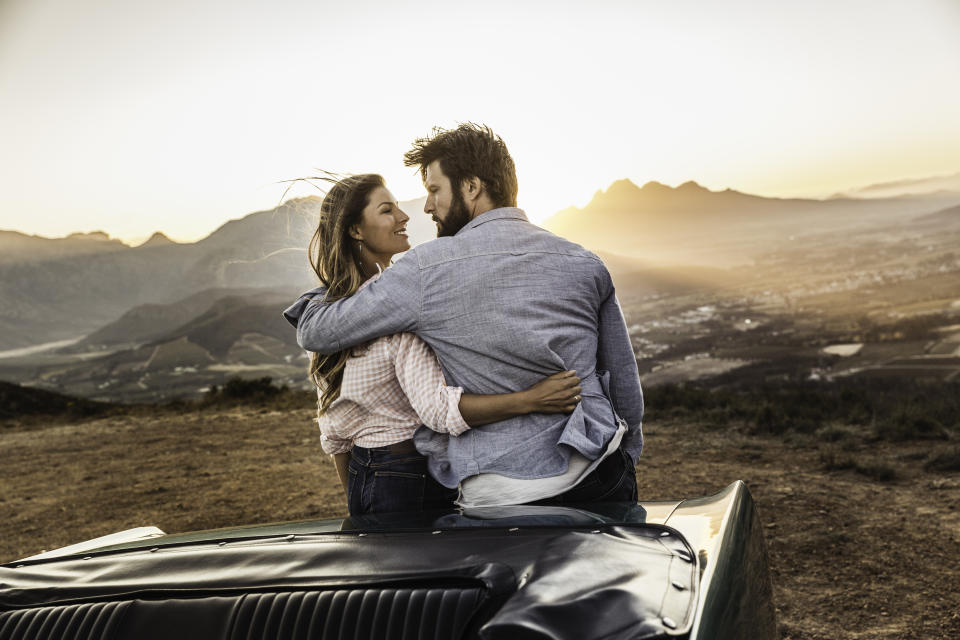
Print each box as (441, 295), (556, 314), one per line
(2, 408), (958, 639)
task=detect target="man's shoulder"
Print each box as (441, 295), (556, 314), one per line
(540, 229), (604, 262)
(410, 220), (608, 272)
(397, 237), (459, 269)
(496, 216), (604, 261)
(524, 226), (611, 276)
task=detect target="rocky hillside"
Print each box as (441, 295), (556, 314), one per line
(0, 198), (321, 350)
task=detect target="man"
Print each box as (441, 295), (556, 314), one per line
(287, 123), (643, 506)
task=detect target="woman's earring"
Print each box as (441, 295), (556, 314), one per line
(356, 239), (363, 258)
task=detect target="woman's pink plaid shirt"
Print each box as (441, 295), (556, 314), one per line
(316, 322), (470, 455)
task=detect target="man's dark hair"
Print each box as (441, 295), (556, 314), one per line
(403, 123), (518, 208)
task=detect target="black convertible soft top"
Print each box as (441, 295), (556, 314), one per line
(0, 483), (775, 639)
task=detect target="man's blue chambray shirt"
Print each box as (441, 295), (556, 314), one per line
(283, 208), (644, 488)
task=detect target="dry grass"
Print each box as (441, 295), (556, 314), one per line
(2, 409), (959, 640)
(1, 407), (344, 558)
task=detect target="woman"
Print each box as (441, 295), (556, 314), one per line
(301, 174), (581, 516)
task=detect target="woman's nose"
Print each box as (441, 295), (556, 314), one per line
(397, 208), (410, 223)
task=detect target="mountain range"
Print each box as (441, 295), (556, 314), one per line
(4, 181), (960, 353)
(1, 175), (959, 402)
(542, 179), (960, 264)
(836, 171), (960, 199)
(0, 197), (321, 351)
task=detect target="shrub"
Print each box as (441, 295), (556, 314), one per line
(818, 426), (853, 443)
(645, 378), (958, 442)
(924, 448), (960, 472)
(752, 403), (791, 435)
(221, 376), (284, 399)
(200, 376), (307, 410)
(875, 412), (950, 442)
(820, 448), (856, 471)
(854, 463), (897, 482)
(0, 381), (117, 423)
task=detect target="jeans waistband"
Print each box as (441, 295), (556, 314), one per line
(351, 439), (420, 464)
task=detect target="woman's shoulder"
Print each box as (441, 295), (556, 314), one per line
(342, 333), (430, 364)
(369, 332), (421, 353)
(390, 333), (439, 366)
(348, 333), (394, 357)
(392, 332), (428, 347)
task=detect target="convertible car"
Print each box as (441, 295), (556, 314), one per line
(0, 481), (775, 639)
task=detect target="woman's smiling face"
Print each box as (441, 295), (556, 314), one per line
(353, 186), (411, 260)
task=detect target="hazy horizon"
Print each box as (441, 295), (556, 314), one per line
(3, 171), (960, 246)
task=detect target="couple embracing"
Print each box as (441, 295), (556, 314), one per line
(284, 123), (643, 516)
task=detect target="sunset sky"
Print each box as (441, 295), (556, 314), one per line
(1, 0), (959, 243)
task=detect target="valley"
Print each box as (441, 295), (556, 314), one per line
(1, 182), (959, 405)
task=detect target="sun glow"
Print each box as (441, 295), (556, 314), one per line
(0, 0), (958, 240)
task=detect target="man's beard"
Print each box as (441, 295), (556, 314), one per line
(435, 191), (472, 238)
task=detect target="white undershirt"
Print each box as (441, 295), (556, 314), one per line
(456, 422), (627, 508)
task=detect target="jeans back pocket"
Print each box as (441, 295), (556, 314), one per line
(370, 470), (426, 514)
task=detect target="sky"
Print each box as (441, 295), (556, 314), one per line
(1, 0), (959, 243)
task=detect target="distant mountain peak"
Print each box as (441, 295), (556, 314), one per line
(639, 180), (671, 192)
(638, 180), (709, 193)
(847, 170), (960, 198)
(587, 179), (641, 203)
(677, 180), (707, 192)
(577, 178), (723, 213)
(66, 231), (112, 241)
(139, 232), (176, 247)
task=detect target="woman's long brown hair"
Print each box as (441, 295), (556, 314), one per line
(307, 173), (385, 414)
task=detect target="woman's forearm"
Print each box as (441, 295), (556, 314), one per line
(333, 452), (350, 491)
(458, 391), (531, 427)
(456, 371), (581, 427)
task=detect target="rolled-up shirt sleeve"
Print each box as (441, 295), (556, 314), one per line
(393, 333), (470, 436)
(317, 417), (353, 455)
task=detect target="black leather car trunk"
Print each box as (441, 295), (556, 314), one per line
(0, 524), (698, 639)
(0, 584), (494, 640)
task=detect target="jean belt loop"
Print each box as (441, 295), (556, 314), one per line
(351, 445), (372, 466)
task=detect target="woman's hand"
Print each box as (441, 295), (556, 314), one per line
(457, 370), (582, 427)
(521, 370), (582, 414)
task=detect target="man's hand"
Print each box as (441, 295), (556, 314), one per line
(520, 371), (582, 414)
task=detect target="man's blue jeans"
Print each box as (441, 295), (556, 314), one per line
(533, 448), (639, 505)
(347, 443), (457, 516)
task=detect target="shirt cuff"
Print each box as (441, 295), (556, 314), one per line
(439, 384), (471, 436)
(621, 426), (644, 461)
(320, 433), (352, 455)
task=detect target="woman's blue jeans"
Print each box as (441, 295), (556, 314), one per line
(346, 444), (457, 516)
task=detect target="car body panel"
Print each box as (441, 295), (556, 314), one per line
(1, 482), (775, 639)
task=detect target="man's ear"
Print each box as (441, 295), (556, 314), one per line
(461, 176), (484, 203)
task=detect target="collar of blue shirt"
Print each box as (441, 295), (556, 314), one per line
(456, 207), (529, 235)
